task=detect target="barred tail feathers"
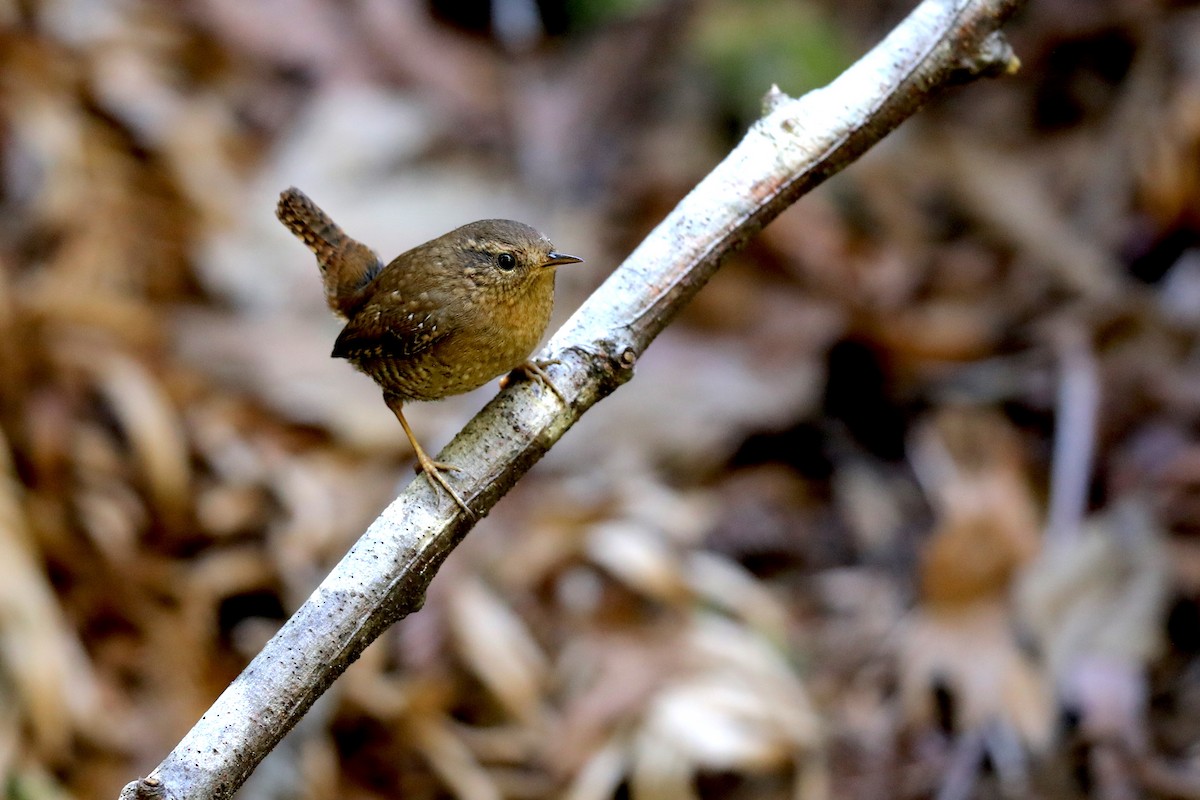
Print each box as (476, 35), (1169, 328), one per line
(276, 187), (382, 317)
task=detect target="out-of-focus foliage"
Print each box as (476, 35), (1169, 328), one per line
(695, 0), (853, 126)
(4, 0), (1200, 799)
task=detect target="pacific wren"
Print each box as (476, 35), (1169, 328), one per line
(276, 187), (582, 514)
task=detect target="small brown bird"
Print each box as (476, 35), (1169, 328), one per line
(276, 187), (582, 514)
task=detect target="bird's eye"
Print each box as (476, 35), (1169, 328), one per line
(496, 252), (517, 271)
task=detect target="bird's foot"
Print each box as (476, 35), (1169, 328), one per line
(388, 399), (474, 518)
(505, 359), (565, 403)
(413, 460), (462, 475)
(414, 454), (473, 517)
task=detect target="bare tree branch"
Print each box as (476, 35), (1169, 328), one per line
(120, 1), (1024, 797)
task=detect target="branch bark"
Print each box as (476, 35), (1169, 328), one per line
(120, 1), (1024, 797)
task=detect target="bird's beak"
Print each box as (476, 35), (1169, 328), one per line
(543, 252), (584, 268)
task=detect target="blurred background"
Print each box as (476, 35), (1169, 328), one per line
(3, 0), (1200, 797)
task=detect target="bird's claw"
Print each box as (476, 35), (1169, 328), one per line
(505, 359), (565, 403)
(415, 457), (473, 517)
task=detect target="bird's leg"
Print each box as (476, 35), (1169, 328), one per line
(386, 396), (473, 517)
(505, 359), (565, 403)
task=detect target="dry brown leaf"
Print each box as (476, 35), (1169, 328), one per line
(0, 430), (100, 759)
(407, 711), (503, 800)
(86, 351), (191, 528)
(586, 520), (692, 605)
(563, 735), (629, 800)
(551, 629), (677, 775)
(447, 576), (550, 726)
(900, 407), (1051, 747)
(911, 406), (1041, 607)
(1018, 499), (1170, 744)
(629, 734), (700, 800)
(899, 599), (1053, 747)
(625, 615), (823, 793)
(684, 551), (790, 642)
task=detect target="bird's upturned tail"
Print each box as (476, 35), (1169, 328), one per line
(276, 187), (382, 318)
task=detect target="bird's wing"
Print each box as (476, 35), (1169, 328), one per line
(331, 304), (450, 361)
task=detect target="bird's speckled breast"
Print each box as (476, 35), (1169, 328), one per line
(351, 272), (556, 403)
